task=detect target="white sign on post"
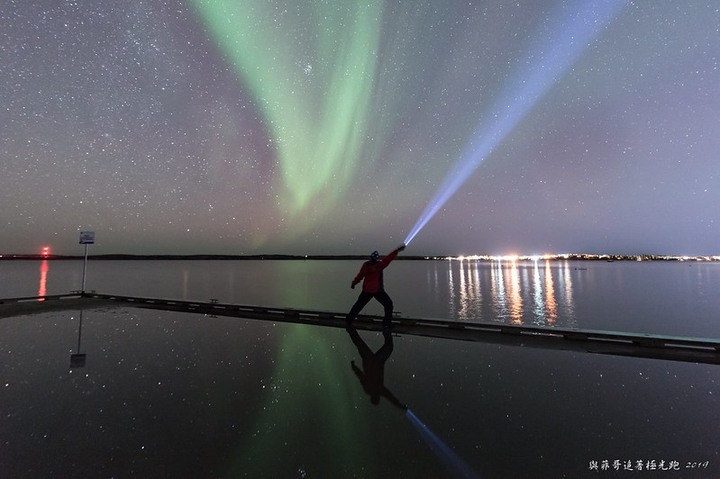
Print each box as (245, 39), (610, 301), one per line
(79, 231), (95, 293)
(79, 231), (95, 245)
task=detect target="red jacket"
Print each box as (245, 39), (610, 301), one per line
(352, 248), (400, 293)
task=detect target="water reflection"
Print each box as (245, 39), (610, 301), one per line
(559, 261), (576, 326)
(507, 260), (523, 324)
(346, 326), (407, 410)
(37, 259), (48, 300)
(70, 310), (87, 368)
(488, 259), (525, 324)
(444, 259), (577, 327)
(543, 261), (558, 324)
(456, 259), (482, 320)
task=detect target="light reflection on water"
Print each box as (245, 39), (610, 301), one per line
(439, 259), (578, 328)
(4, 258), (720, 336)
(37, 260), (48, 300)
(1, 261), (720, 477)
(1, 304), (718, 478)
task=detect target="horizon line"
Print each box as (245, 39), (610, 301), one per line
(2, 252), (719, 261)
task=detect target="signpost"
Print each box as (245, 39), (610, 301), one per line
(79, 231), (95, 294)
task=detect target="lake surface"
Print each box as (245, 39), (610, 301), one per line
(0, 259), (718, 477)
(3, 258), (720, 336)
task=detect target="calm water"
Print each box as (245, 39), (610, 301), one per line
(3, 258), (720, 336)
(0, 260), (719, 478)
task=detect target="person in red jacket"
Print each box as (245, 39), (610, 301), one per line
(346, 244), (406, 329)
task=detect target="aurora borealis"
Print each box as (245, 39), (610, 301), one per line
(2, 0), (719, 256)
(192, 1), (384, 223)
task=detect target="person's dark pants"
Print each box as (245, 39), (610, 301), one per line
(346, 291), (394, 325)
(347, 326), (394, 362)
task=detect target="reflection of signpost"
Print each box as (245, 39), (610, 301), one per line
(79, 231), (95, 294)
(70, 310), (87, 368)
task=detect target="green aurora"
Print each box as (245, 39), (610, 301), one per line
(191, 0), (388, 234)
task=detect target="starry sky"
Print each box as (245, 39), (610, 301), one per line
(2, 0), (718, 256)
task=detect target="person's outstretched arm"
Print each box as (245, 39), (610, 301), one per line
(382, 386), (408, 411)
(379, 244), (406, 268)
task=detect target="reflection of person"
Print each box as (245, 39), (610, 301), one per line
(347, 326), (407, 410)
(346, 244), (405, 329)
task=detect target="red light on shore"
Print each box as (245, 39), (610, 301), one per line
(41, 246), (50, 258)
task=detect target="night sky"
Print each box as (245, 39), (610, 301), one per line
(2, 1), (718, 256)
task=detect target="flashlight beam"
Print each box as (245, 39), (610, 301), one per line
(404, 0), (626, 246)
(406, 409), (479, 479)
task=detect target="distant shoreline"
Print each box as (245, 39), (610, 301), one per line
(1, 254), (718, 262)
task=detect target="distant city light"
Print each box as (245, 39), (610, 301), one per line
(41, 246), (50, 258)
(444, 253), (720, 262)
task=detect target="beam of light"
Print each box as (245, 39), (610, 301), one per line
(404, 0), (627, 246)
(406, 409), (479, 479)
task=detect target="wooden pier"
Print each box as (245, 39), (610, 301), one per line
(1, 293), (719, 365)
